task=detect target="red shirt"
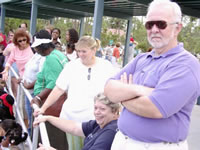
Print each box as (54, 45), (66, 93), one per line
(0, 33), (7, 49)
(113, 47), (120, 59)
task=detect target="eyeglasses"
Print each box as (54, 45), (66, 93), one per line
(145, 20), (178, 30)
(87, 68), (91, 80)
(17, 38), (27, 43)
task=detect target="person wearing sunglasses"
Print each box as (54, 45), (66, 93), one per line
(34, 36), (115, 150)
(104, 0), (200, 150)
(1, 28), (33, 81)
(1, 29), (34, 134)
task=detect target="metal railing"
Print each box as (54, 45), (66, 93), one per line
(5, 66), (50, 150)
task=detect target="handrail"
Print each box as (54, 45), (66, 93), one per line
(5, 66), (50, 150)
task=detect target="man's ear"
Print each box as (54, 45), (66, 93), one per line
(175, 23), (183, 36)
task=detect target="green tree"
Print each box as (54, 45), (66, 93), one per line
(101, 17), (126, 47)
(132, 16), (149, 52)
(179, 16), (200, 54)
(4, 15), (200, 55)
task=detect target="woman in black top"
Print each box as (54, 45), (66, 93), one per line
(34, 93), (120, 150)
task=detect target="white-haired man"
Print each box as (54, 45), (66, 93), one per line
(105, 0), (200, 150)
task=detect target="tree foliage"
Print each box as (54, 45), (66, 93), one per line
(179, 16), (200, 54)
(3, 15), (200, 54)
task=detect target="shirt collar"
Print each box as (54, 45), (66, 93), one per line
(147, 43), (184, 59)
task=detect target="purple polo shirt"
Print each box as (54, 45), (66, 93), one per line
(112, 43), (200, 143)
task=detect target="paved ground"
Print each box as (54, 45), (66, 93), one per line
(187, 105), (200, 150)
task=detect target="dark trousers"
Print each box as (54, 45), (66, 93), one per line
(197, 96), (200, 105)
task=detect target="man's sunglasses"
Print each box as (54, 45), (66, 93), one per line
(145, 20), (178, 30)
(17, 38), (27, 43)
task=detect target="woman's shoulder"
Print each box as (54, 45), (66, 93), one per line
(51, 49), (65, 56)
(8, 43), (17, 51)
(31, 53), (45, 61)
(104, 120), (118, 131)
(48, 50), (65, 59)
(96, 57), (114, 69)
(62, 58), (81, 71)
(3, 43), (15, 55)
(66, 57), (81, 65)
(6, 43), (15, 48)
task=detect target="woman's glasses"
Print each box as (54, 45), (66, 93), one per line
(145, 20), (178, 30)
(17, 38), (27, 43)
(87, 68), (91, 80)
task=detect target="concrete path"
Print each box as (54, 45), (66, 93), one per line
(188, 105), (200, 150)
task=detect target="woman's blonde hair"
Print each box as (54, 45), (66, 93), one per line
(75, 36), (101, 51)
(94, 93), (120, 114)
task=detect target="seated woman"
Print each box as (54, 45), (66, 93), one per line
(34, 93), (120, 150)
(0, 119), (28, 150)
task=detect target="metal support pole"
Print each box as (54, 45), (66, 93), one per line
(50, 18), (54, 25)
(79, 17), (85, 37)
(30, 1), (38, 36)
(123, 17), (132, 66)
(0, 4), (6, 33)
(92, 0), (104, 39)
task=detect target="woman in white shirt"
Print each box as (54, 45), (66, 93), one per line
(33, 36), (116, 150)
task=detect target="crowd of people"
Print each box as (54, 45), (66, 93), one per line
(0, 0), (200, 150)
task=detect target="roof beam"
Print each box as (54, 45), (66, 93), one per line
(0, 0), (19, 4)
(4, 4), (83, 19)
(178, 1), (200, 4)
(4, 4), (30, 13)
(6, 10), (52, 19)
(129, 0), (151, 5)
(129, 0), (200, 18)
(181, 6), (200, 18)
(34, 0), (132, 19)
(34, 0), (92, 16)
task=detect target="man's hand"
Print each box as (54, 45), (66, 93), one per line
(120, 72), (133, 84)
(120, 72), (134, 106)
